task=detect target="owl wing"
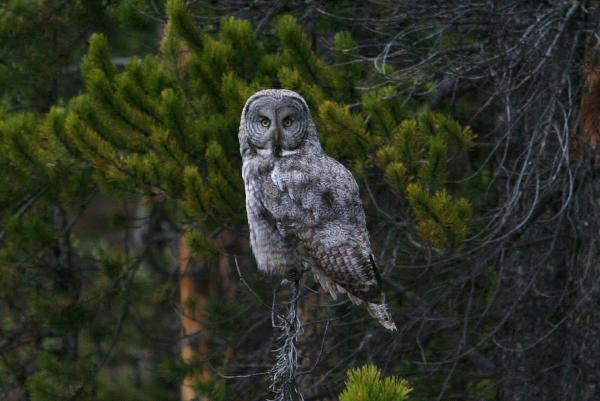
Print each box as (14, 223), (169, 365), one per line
(301, 227), (384, 304)
(266, 155), (384, 304)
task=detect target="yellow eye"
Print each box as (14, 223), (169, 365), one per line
(282, 117), (294, 128)
(260, 118), (270, 127)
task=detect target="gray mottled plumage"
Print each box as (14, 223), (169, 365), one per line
(239, 89), (396, 331)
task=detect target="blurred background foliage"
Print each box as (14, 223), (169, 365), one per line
(0, 1), (597, 401)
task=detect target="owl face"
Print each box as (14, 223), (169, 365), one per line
(243, 94), (309, 157)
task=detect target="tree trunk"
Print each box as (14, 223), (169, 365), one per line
(52, 206), (79, 361)
(179, 233), (211, 401)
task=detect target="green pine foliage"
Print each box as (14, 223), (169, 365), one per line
(339, 365), (412, 401)
(0, 0), (157, 111)
(0, 3), (175, 400)
(27, 354), (95, 401)
(63, 5), (477, 255)
(333, 31), (363, 96)
(375, 110), (474, 251)
(277, 15), (338, 98)
(407, 184), (472, 251)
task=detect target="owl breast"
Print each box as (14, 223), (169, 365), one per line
(242, 155), (303, 274)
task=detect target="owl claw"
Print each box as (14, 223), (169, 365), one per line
(286, 268), (301, 283)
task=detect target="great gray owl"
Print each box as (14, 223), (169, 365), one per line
(239, 89), (396, 331)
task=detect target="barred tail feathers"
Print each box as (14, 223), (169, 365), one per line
(367, 302), (397, 331)
(312, 268), (397, 330)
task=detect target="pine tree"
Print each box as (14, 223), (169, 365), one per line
(0, 0), (157, 112)
(0, 2), (173, 401)
(57, 2), (478, 399)
(339, 365), (412, 401)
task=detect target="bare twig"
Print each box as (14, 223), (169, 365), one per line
(270, 270), (304, 401)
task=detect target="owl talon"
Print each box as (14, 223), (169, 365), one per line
(286, 269), (301, 283)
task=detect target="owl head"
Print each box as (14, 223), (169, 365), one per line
(239, 89), (322, 158)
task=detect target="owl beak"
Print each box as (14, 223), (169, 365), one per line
(272, 129), (282, 157)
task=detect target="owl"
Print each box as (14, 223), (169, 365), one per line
(239, 89), (396, 331)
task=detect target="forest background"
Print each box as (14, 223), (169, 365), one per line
(1, 1), (599, 401)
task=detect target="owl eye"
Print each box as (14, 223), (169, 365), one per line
(259, 117), (271, 127)
(282, 117), (294, 128)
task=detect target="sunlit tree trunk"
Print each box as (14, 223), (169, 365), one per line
(179, 234), (211, 401)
